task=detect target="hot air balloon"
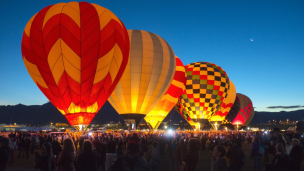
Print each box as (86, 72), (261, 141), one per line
(175, 100), (198, 129)
(180, 62), (230, 129)
(175, 100), (192, 123)
(144, 56), (187, 129)
(244, 108), (254, 126)
(222, 96), (241, 125)
(209, 81), (236, 130)
(108, 30), (176, 130)
(21, 2), (130, 130)
(232, 93), (254, 130)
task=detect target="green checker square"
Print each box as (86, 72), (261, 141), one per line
(200, 80), (207, 84)
(207, 85), (214, 90)
(186, 71), (193, 76)
(192, 75), (200, 80)
(194, 103), (200, 107)
(216, 95), (221, 100)
(188, 98), (194, 103)
(218, 101), (222, 106)
(212, 90), (219, 95)
(182, 94), (188, 99)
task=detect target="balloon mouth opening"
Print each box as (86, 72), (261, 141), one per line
(64, 113), (96, 127)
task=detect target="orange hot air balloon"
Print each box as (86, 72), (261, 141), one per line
(21, 2), (130, 130)
(144, 56), (187, 129)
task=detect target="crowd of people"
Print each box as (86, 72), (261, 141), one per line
(0, 127), (303, 171)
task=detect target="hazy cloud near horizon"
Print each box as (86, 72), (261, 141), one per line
(267, 105), (304, 109)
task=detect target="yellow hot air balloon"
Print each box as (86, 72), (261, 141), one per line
(144, 56), (187, 129)
(209, 81), (236, 130)
(108, 30), (176, 129)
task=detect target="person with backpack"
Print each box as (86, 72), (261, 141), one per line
(250, 136), (263, 171)
(226, 140), (245, 171)
(109, 133), (149, 171)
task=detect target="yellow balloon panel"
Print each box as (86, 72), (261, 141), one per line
(108, 30), (176, 115)
(210, 81), (236, 122)
(144, 56), (187, 129)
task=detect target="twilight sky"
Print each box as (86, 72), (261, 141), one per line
(0, 0), (303, 112)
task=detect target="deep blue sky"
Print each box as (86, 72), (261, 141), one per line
(0, 0), (303, 112)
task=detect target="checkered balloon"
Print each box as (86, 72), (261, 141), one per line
(231, 93), (254, 125)
(175, 99), (192, 122)
(222, 96), (241, 124)
(180, 62), (230, 120)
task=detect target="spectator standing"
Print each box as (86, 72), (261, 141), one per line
(149, 141), (162, 171)
(285, 139), (292, 155)
(171, 139), (179, 171)
(226, 140), (244, 171)
(53, 138), (76, 171)
(212, 145), (227, 171)
(106, 135), (117, 171)
(35, 142), (52, 171)
(289, 138), (302, 171)
(76, 140), (100, 171)
(110, 133), (149, 171)
(250, 137), (262, 171)
(0, 136), (10, 171)
(183, 138), (200, 171)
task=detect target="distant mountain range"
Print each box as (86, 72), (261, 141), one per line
(0, 102), (303, 126)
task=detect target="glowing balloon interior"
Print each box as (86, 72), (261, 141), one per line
(21, 2), (130, 128)
(180, 62), (230, 128)
(108, 30), (176, 129)
(232, 93), (254, 126)
(144, 56), (187, 129)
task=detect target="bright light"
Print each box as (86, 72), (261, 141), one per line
(167, 129), (173, 134)
(264, 131), (267, 134)
(89, 132), (92, 136)
(164, 126), (167, 129)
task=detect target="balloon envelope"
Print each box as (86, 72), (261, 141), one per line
(175, 100), (192, 123)
(210, 81), (236, 122)
(180, 62), (230, 127)
(222, 96), (241, 124)
(21, 2), (130, 128)
(243, 108), (254, 126)
(144, 56), (187, 129)
(232, 93), (254, 125)
(108, 30), (176, 127)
